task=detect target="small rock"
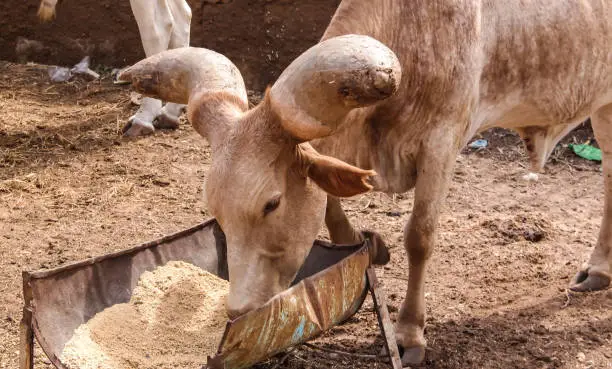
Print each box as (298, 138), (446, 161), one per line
(152, 179), (171, 187)
(522, 172), (539, 182)
(536, 355), (553, 363)
(576, 352), (586, 362)
(523, 229), (545, 242)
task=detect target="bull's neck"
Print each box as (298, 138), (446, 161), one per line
(322, 0), (398, 46)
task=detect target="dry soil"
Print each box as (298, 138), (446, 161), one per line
(0, 0), (341, 91)
(0, 62), (610, 369)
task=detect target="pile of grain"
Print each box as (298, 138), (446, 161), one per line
(60, 261), (230, 369)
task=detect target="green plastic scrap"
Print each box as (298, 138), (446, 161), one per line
(568, 143), (602, 162)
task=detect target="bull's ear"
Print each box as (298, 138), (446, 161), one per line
(298, 144), (375, 197)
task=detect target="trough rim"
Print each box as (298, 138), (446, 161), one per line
(21, 219), (218, 369)
(21, 218), (370, 369)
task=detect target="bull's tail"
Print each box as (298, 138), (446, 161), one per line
(37, 0), (59, 22)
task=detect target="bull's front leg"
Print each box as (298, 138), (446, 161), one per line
(325, 196), (390, 265)
(570, 104), (612, 291)
(325, 195), (362, 244)
(397, 129), (458, 365)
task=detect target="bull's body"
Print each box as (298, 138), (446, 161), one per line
(120, 0), (612, 365)
(316, 0), (610, 191)
(316, 0), (612, 362)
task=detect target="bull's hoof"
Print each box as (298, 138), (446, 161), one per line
(122, 118), (155, 137)
(154, 112), (181, 130)
(361, 230), (390, 265)
(379, 344), (426, 366)
(570, 268), (611, 292)
(400, 345), (426, 366)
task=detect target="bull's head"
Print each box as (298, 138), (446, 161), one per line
(118, 35), (401, 318)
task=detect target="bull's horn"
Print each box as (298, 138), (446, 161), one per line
(269, 35), (401, 141)
(117, 47), (248, 108)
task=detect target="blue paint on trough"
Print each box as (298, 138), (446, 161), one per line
(291, 316), (307, 343)
(213, 231), (373, 369)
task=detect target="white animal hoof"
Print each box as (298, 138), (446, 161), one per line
(130, 92), (143, 105)
(123, 118), (155, 137)
(154, 112), (181, 130)
(522, 172), (539, 182)
(400, 346), (426, 366)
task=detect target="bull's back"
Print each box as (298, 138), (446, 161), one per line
(324, 0), (612, 131)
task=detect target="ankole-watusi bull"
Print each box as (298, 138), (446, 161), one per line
(119, 0), (612, 364)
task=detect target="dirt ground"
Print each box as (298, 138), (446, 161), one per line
(0, 62), (611, 369)
(0, 0), (340, 91)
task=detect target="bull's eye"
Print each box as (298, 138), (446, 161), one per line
(263, 195), (281, 216)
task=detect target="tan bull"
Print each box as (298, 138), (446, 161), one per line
(119, 0), (612, 365)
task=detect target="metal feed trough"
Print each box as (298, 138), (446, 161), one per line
(20, 219), (402, 369)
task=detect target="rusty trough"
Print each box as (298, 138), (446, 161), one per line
(20, 219), (402, 369)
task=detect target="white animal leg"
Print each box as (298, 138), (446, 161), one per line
(167, 0), (192, 50)
(395, 127), (458, 366)
(131, 0), (173, 57)
(570, 105), (612, 291)
(153, 0), (192, 130)
(123, 0), (174, 136)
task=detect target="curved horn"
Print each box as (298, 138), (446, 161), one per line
(117, 47), (248, 108)
(269, 34), (401, 141)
